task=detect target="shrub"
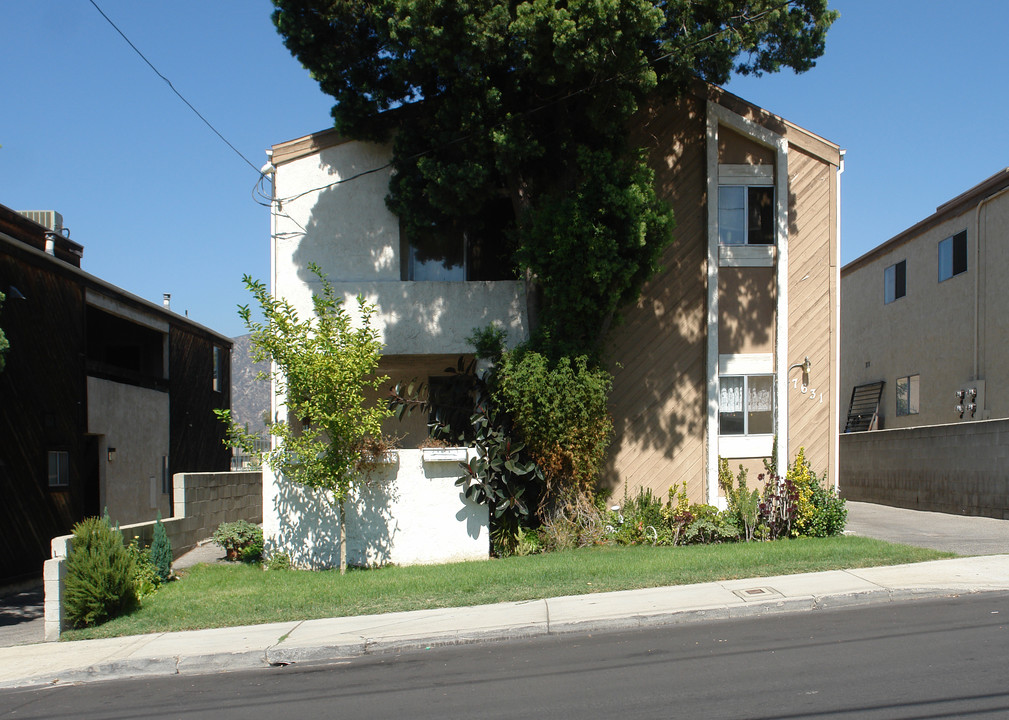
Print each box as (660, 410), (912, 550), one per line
(539, 495), (606, 551)
(65, 516), (137, 628)
(718, 459), (761, 542)
(683, 504), (739, 544)
(807, 479), (848, 537)
(150, 513), (172, 582)
(759, 473), (797, 540)
(494, 350), (613, 507)
(213, 520), (263, 561)
(661, 482), (694, 546)
(605, 488), (664, 545)
(126, 538), (161, 600)
(266, 552), (292, 571)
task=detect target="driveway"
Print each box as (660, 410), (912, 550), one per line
(844, 501), (1009, 555)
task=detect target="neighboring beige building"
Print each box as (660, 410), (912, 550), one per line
(841, 168), (1009, 431)
(268, 81), (842, 509)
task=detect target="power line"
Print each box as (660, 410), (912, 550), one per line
(87, 0), (262, 176)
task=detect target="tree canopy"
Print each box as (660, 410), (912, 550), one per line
(272, 0), (836, 357)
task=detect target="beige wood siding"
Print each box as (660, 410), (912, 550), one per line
(786, 147), (836, 477)
(718, 267), (776, 354)
(605, 95), (709, 504)
(719, 128), (775, 165)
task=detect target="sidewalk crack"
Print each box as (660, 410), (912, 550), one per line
(544, 599), (552, 634)
(265, 620), (305, 666)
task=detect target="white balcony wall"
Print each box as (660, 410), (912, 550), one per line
(273, 137), (528, 354)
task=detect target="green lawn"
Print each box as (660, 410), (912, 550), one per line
(61, 537), (952, 641)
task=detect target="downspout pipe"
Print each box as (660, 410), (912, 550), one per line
(833, 150), (844, 492)
(973, 185), (1009, 382)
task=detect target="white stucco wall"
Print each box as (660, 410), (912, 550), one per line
(86, 376), (170, 523)
(262, 448), (488, 568)
(273, 138), (528, 355)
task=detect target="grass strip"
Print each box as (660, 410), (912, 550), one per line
(62, 536), (952, 640)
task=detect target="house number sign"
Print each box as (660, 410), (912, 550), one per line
(792, 377), (825, 403)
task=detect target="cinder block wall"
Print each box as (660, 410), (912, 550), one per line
(840, 419), (1009, 518)
(45, 470), (262, 641)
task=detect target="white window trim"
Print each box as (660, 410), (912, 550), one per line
(719, 245), (776, 267)
(706, 102), (788, 506)
(717, 356), (775, 455)
(719, 435), (775, 459)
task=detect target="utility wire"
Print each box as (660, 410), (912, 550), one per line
(87, 0), (262, 176)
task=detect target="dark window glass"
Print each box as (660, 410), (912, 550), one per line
(747, 187), (775, 245)
(953, 230), (968, 276)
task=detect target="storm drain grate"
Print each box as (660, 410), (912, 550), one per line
(732, 587), (782, 601)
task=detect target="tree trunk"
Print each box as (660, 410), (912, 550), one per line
(339, 499), (347, 575)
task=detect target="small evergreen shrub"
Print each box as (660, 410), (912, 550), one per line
(150, 514), (172, 582)
(65, 516), (137, 628)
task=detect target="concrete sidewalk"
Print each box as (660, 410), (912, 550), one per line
(3, 554), (1009, 690)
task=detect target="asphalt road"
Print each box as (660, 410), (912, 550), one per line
(4, 592), (1009, 719)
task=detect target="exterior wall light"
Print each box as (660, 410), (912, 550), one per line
(108, 447), (117, 462)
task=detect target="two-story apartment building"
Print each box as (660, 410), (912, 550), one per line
(841, 168), (1009, 429)
(0, 205), (232, 582)
(268, 81), (842, 509)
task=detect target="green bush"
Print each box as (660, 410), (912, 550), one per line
(683, 504), (739, 544)
(719, 459), (761, 542)
(65, 517), (137, 628)
(126, 538), (161, 600)
(807, 481), (848, 537)
(494, 350), (613, 505)
(266, 552), (292, 571)
(606, 488), (664, 545)
(213, 520), (263, 561)
(150, 514), (172, 582)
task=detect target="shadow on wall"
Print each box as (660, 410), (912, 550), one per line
(601, 94), (800, 499)
(269, 462), (397, 569)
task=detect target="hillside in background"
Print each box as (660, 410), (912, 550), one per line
(230, 333), (269, 439)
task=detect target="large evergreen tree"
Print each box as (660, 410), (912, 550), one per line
(272, 0), (836, 358)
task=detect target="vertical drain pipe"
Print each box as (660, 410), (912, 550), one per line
(973, 185), (1009, 383)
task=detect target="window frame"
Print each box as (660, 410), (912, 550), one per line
(47, 450), (70, 489)
(718, 373), (776, 437)
(884, 259), (907, 304)
(896, 374), (920, 416)
(938, 230), (968, 282)
(717, 185), (776, 247)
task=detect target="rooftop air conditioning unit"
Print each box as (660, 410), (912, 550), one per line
(19, 210), (64, 233)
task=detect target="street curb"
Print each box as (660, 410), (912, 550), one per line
(0, 585), (998, 690)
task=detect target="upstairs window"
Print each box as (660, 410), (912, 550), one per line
(402, 197), (515, 282)
(718, 186), (774, 245)
(884, 260), (906, 304)
(938, 230), (967, 282)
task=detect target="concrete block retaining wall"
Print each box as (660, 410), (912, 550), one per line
(840, 418), (1009, 518)
(44, 471), (262, 641)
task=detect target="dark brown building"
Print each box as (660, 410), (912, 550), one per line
(0, 205), (231, 583)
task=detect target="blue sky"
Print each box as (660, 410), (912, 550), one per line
(2, 1), (1007, 338)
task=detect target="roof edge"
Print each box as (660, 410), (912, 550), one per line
(842, 167), (1009, 276)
